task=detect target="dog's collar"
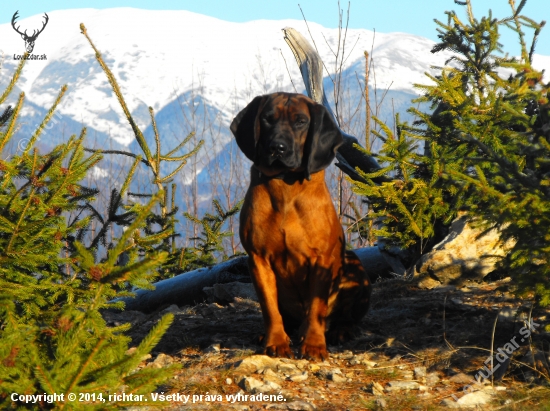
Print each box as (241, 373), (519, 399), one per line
(252, 166), (310, 183)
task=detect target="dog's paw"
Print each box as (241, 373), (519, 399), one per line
(264, 343), (294, 358)
(263, 334), (293, 358)
(299, 343), (328, 361)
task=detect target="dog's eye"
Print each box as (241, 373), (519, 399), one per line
(295, 117), (308, 127)
(262, 114), (275, 125)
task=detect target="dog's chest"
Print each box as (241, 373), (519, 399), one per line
(241, 181), (341, 268)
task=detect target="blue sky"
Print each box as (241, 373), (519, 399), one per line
(2, 0), (549, 55)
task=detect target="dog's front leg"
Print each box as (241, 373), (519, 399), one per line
(248, 255), (293, 358)
(299, 263), (337, 361)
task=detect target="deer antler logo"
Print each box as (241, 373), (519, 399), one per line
(11, 11), (49, 53)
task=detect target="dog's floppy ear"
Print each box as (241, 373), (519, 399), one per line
(230, 95), (268, 162)
(304, 102), (343, 179)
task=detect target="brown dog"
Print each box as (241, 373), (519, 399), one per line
(231, 92), (371, 360)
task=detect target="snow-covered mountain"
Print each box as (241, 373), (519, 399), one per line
(1, 8), (549, 203)
(0, 8), (451, 146)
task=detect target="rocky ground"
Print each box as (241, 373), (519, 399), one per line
(104, 277), (550, 410)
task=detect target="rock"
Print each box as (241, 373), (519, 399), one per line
(330, 373), (347, 383)
(417, 276), (441, 289)
(317, 368), (347, 383)
(317, 367), (336, 378)
(204, 343), (221, 353)
(367, 381), (385, 396)
(239, 376), (281, 394)
(375, 397), (388, 409)
(294, 359), (310, 370)
(225, 378), (233, 385)
(413, 214), (515, 287)
(161, 304), (181, 314)
(260, 380), (282, 393)
(414, 366), (427, 379)
(278, 362), (300, 374)
(449, 372), (474, 384)
(125, 347), (138, 356)
(264, 376), (284, 386)
(441, 390), (493, 408)
(385, 380), (420, 391)
(349, 355), (365, 365)
(426, 372), (441, 386)
(234, 355), (281, 374)
(148, 353), (173, 368)
(339, 350), (354, 359)
(309, 364), (321, 372)
(204, 282), (258, 303)
(289, 371), (309, 382)
(263, 368), (283, 381)
(285, 400), (316, 410)
(239, 376), (263, 392)
(318, 367), (347, 383)
(196, 303), (226, 318)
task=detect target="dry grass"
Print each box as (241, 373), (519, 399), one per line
(109, 277), (550, 410)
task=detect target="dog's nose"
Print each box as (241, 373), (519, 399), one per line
(269, 141), (287, 156)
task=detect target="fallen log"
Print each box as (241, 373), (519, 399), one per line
(119, 256), (249, 312)
(118, 247), (391, 313)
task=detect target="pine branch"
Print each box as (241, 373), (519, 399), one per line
(0, 93), (24, 153)
(150, 106), (161, 176)
(83, 148), (151, 167)
(105, 191), (162, 268)
(0, 54), (26, 106)
(80, 24), (154, 167)
(64, 337), (106, 395)
(164, 131), (196, 157)
(24, 85), (68, 156)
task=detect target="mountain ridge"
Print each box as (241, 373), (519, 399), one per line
(1, 8), (548, 196)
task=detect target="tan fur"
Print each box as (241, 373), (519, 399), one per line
(233, 93), (371, 360)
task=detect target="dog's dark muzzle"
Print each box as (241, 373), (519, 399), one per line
(264, 136), (301, 168)
(269, 140), (288, 158)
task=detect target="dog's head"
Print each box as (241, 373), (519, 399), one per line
(230, 92), (343, 180)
